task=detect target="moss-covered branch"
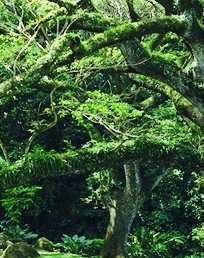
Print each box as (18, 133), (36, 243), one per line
(1, 10), (204, 127)
(0, 137), (201, 189)
(0, 32), (72, 98)
(78, 16), (187, 55)
(26, 10), (117, 34)
(0, 15), (186, 98)
(131, 76), (204, 127)
(155, 0), (177, 14)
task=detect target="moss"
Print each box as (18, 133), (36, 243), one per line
(82, 16), (187, 55)
(39, 250), (88, 258)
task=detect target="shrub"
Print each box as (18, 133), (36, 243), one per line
(55, 234), (103, 256)
(1, 186), (42, 224)
(192, 225), (204, 248)
(128, 228), (187, 258)
(0, 222), (38, 243)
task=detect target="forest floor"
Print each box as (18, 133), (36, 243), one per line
(39, 250), (97, 258)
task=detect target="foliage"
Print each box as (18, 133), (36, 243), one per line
(128, 227), (204, 258)
(55, 234), (103, 256)
(1, 185), (42, 224)
(0, 222), (38, 243)
(83, 170), (114, 207)
(128, 229), (187, 258)
(192, 225), (204, 248)
(0, 0), (204, 257)
(127, 167), (204, 258)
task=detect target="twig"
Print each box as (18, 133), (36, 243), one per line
(25, 85), (58, 155)
(0, 138), (9, 163)
(13, 27), (41, 76)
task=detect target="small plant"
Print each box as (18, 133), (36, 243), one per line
(192, 225), (204, 247)
(0, 222), (38, 243)
(128, 228), (187, 258)
(55, 234), (103, 256)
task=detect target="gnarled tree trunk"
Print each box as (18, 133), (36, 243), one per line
(101, 162), (144, 258)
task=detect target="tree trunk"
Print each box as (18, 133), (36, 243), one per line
(101, 194), (142, 258)
(101, 162), (144, 258)
(190, 42), (204, 83)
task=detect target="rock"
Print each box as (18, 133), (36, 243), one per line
(5, 241), (13, 247)
(36, 237), (53, 252)
(1, 242), (40, 258)
(1, 245), (23, 258)
(0, 233), (9, 249)
(15, 242), (39, 257)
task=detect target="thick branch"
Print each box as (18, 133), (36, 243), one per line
(155, 0), (176, 14)
(26, 11), (117, 34)
(0, 135), (203, 188)
(131, 76), (204, 127)
(0, 137), (201, 189)
(62, 62), (204, 127)
(78, 16), (187, 55)
(0, 16), (187, 100)
(2, 13), (204, 128)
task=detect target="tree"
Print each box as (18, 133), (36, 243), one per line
(1, 0), (204, 126)
(0, 1), (204, 258)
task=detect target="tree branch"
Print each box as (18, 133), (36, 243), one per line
(26, 10), (117, 34)
(59, 63), (204, 127)
(124, 161), (142, 197)
(0, 16), (186, 100)
(151, 168), (168, 191)
(155, 0), (177, 14)
(0, 138), (9, 163)
(25, 86), (58, 155)
(126, 0), (140, 21)
(0, 137), (202, 189)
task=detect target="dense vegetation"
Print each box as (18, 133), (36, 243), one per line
(0, 0), (204, 258)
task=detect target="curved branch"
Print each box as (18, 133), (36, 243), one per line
(79, 16), (187, 55)
(25, 86), (58, 155)
(155, 0), (177, 14)
(26, 10), (116, 34)
(0, 136), (201, 189)
(2, 14), (203, 127)
(0, 32), (72, 98)
(0, 16), (186, 100)
(57, 24), (204, 119)
(63, 62), (204, 127)
(131, 76), (204, 128)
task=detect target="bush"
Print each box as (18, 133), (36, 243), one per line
(55, 234), (103, 256)
(0, 222), (38, 243)
(128, 228), (187, 258)
(192, 225), (204, 248)
(1, 186), (42, 224)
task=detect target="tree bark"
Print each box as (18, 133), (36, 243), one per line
(190, 42), (204, 83)
(101, 162), (144, 258)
